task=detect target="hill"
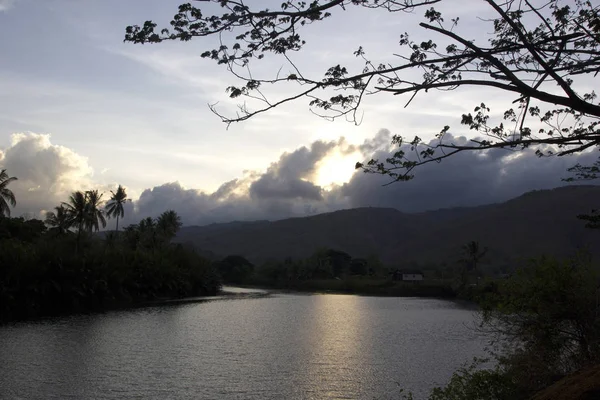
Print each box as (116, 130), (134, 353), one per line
(175, 185), (600, 268)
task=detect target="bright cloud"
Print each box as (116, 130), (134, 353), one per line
(3, 130), (596, 226)
(0, 132), (95, 216)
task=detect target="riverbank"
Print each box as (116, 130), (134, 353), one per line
(233, 278), (458, 299)
(1, 287), (276, 325)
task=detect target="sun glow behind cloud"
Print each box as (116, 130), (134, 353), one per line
(314, 151), (361, 189)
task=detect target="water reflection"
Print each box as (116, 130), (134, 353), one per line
(305, 295), (370, 399)
(0, 294), (486, 400)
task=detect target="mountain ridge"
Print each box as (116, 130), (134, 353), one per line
(175, 185), (600, 267)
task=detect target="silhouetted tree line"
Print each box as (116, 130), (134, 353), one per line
(213, 240), (508, 298)
(214, 248), (457, 297)
(0, 182), (221, 323)
(215, 248), (382, 285)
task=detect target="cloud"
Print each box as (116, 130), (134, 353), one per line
(133, 138), (354, 225)
(4, 130), (599, 226)
(341, 133), (599, 212)
(0, 132), (95, 217)
(248, 140), (340, 201)
(0, 0), (17, 12)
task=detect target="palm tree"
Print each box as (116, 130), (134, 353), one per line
(63, 190), (107, 250)
(63, 191), (87, 232)
(459, 240), (488, 288)
(0, 169), (17, 217)
(85, 190), (106, 232)
(138, 216), (155, 233)
(461, 241), (487, 274)
(156, 210), (182, 241)
(138, 216), (157, 248)
(45, 205), (71, 235)
(105, 185), (128, 232)
(63, 191), (88, 250)
(123, 224), (141, 249)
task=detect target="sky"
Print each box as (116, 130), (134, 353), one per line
(0, 0), (597, 227)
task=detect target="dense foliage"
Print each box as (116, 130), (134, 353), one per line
(0, 212), (220, 323)
(424, 253), (600, 399)
(214, 248), (457, 297)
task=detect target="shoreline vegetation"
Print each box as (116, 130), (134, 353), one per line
(2, 211), (599, 399)
(0, 203), (222, 324)
(230, 279), (457, 299)
(0, 209), (487, 324)
(1, 182), (598, 399)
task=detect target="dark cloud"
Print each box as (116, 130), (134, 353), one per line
(342, 133), (598, 212)
(5, 130), (599, 227)
(250, 175), (323, 201)
(248, 139), (338, 201)
(133, 180), (343, 226)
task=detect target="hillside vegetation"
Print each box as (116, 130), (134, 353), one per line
(176, 186), (600, 270)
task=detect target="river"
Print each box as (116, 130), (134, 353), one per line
(0, 289), (488, 399)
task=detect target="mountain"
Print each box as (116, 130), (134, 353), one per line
(175, 185), (600, 267)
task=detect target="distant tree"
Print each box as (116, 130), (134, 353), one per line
(125, 1), (600, 181)
(309, 248), (335, 279)
(138, 216), (158, 248)
(462, 241), (487, 273)
(0, 217), (46, 242)
(324, 249), (352, 277)
(85, 190), (107, 232)
(218, 255), (254, 284)
(138, 216), (155, 233)
(44, 205), (72, 235)
(366, 254), (385, 276)
(350, 258), (369, 276)
(123, 223), (141, 249)
(105, 185), (129, 232)
(458, 240), (488, 288)
(156, 210), (182, 241)
(0, 169), (17, 217)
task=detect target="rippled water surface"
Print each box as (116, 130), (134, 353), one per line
(0, 291), (487, 399)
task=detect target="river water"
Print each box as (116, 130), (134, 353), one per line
(0, 289), (488, 400)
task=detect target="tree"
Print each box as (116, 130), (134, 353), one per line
(156, 210), (182, 242)
(138, 216), (161, 249)
(479, 254), (600, 397)
(123, 223), (141, 249)
(0, 169), (17, 217)
(138, 216), (155, 233)
(63, 190), (106, 249)
(461, 241), (488, 275)
(458, 240), (488, 289)
(218, 255), (255, 284)
(105, 185), (128, 232)
(125, 1), (600, 182)
(83, 190), (106, 232)
(44, 205), (72, 235)
(350, 258), (369, 276)
(63, 191), (89, 245)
